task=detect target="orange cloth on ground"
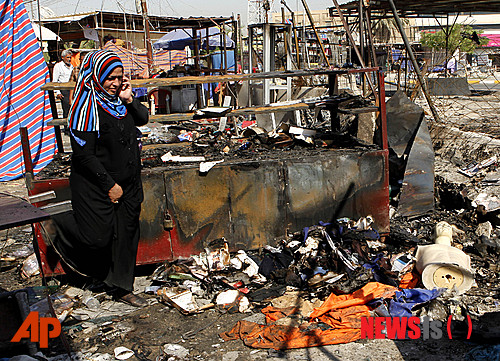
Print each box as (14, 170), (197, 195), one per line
(220, 282), (397, 350)
(398, 271), (419, 289)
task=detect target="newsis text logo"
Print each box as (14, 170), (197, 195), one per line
(361, 315), (472, 340)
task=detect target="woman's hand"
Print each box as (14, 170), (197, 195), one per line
(119, 76), (134, 104)
(109, 183), (123, 203)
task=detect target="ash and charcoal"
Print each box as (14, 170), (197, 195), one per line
(37, 93), (378, 178)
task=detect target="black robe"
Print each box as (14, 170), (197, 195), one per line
(53, 98), (149, 291)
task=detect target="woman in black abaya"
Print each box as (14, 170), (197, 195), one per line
(53, 50), (149, 307)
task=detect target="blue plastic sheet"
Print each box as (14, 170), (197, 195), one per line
(388, 288), (444, 317)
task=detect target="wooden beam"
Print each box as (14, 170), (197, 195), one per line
(41, 68), (380, 91)
(47, 100), (321, 126)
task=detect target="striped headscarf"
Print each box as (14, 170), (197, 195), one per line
(68, 50), (127, 145)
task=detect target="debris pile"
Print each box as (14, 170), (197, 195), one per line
(36, 93), (377, 179)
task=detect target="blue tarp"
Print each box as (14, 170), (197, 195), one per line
(153, 27), (235, 50)
(388, 288), (444, 318)
(211, 50), (235, 72)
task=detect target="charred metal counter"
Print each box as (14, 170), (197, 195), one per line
(28, 148), (388, 276)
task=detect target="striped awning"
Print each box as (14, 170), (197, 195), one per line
(0, 0), (56, 181)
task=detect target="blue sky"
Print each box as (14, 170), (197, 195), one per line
(34, 0), (342, 22)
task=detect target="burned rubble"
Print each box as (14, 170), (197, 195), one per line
(1, 185), (499, 359)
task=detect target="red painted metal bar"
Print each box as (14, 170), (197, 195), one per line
(378, 70), (388, 151)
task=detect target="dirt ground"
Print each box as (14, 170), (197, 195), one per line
(1, 177), (498, 361)
(1, 92), (500, 361)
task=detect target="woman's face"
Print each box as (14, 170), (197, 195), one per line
(102, 67), (123, 96)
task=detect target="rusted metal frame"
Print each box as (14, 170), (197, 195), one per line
(345, 67), (379, 74)
(237, 15), (243, 72)
(386, 0), (441, 122)
(98, 13), (104, 49)
(281, 8), (290, 66)
(338, 106), (379, 114)
(47, 90), (65, 153)
(410, 60), (429, 101)
(360, 0), (497, 13)
(247, 26), (254, 107)
(404, 48), (408, 93)
(300, 0), (331, 67)
(155, 102), (314, 122)
(20, 127), (34, 190)
(331, 0), (376, 96)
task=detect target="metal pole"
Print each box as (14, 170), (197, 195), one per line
(365, 7), (377, 69)
(99, 13), (104, 49)
(331, 0), (376, 94)
(300, 0), (331, 67)
(36, 0), (43, 47)
(193, 28), (203, 107)
(141, 0), (153, 75)
(291, 12), (300, 68)
(386, 0), (441, 122)
(223, 24), (228, 74)
(358, 0), (364, 63)
(358, 0), (365, 94)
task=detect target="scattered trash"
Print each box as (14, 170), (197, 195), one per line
(20, 253), (40, 278)
(30, 292), (74, 322)
(472, 193), (500, 213)
(157, 287), (206, 314)
(162, 343), (189, 359)
(113, 347), (134, 360)
(458, 155), (497, 178)
(161, 151), (206, 163)
(199, 160), (224, 173)
(215, 290), (250, 313)
(82, 290), (100, 310)
(390, 253), (413, 273)
(416, 223), (475, 293)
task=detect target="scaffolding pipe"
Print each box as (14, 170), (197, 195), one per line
(331, 0), (376, 95)
(386, 0), (441, 122)
(300, 0), (331, 67)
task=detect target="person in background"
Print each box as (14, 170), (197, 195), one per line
(52, 49), (74, 118)
(52, 50), (149, 307)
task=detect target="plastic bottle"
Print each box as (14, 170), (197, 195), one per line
(82, 291), (100, 310)
(434, 221), (453, 246)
